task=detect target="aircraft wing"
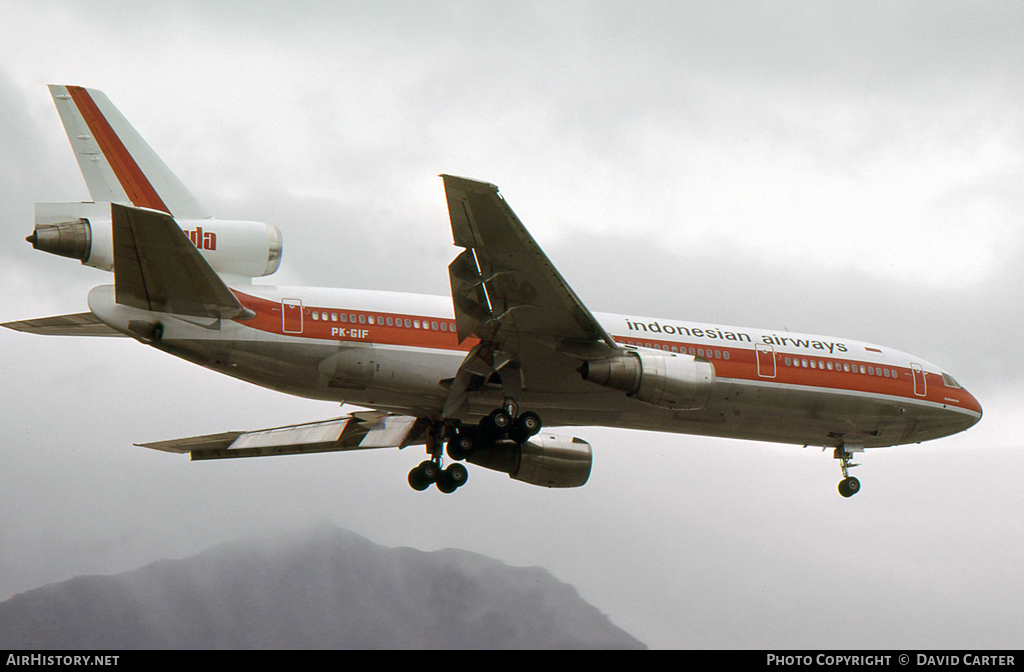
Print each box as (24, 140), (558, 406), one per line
(443, 175), (617, 346)
(137, 411), (423, 460)
(440, 175), (618, 417)
(1, 312), (126, 337)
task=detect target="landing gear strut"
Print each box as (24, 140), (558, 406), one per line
(407, 421), (470, 494)
(834, 446), (861, 498)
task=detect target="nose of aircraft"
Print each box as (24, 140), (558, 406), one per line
(961, 387), (983, 426)
(943, 385), (983, 438)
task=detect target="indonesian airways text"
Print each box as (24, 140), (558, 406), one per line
(625, 319), (849, 354)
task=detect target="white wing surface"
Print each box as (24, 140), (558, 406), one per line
(440, 175), (618, 418)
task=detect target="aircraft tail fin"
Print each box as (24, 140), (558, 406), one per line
(49, 85), (210, 220)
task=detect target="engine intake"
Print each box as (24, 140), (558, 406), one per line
(466, 435), (592, 488)
(581, 348), (714, 410)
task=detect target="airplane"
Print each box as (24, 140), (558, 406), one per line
(3, 85), (983, 498)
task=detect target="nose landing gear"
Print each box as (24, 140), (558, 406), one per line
(834, 446), (862, 498)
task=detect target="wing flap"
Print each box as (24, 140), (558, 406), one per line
(136, 413), (424, 460)
(1, 312), (126, 337)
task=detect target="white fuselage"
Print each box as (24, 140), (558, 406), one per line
(87, 283), (983, 451)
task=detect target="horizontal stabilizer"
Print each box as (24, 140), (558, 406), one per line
(111, 203), (247, 319)
(1, 312), (126, 337)
(136, 412), (423, 460)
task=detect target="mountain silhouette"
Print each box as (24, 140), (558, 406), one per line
(0, 525), (644, 649)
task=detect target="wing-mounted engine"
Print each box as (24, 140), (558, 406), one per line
(28, 202), (282, 278)
(465, 434), (593, 488)
(580, 348), (715, 410)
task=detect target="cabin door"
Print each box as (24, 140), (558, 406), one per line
(755, 344), (776, 378)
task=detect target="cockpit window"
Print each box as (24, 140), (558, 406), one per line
(941, 373), (961, 389)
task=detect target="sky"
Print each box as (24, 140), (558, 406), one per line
(1, 0), (1022, 649)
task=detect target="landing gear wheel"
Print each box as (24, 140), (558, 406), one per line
(838, 476), (861, 498)
(486, 409), (512, 434)
(833, 446), (862, 498)
(408, 460), (439, 491)
(510, 411), (542, 443)
(436, 463), (469, 494)
(447, 430), (476, 461)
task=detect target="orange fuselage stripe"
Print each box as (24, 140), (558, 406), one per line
(230, 291), (981, 415)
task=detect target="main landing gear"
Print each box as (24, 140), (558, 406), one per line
(407, 421), (470, 494)
(834, 446), (861, 498)
(448, 407), (542, 461)
(408, 459), (468, 493)
(407, 404), (543, 494)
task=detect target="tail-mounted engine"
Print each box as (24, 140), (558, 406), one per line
(466, 434), (593, 488)
(28, 202), (282, 278)
(580, 348), (715, 410)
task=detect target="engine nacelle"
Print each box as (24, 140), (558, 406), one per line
(29, 202), (282, 278)
(580, 348), (715, 410)
(466, 435), (592, 488)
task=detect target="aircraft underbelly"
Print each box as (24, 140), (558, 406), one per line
(162, 335), (461, 410)
(483, 378), (973, 449)
(158, 328), (975, 449)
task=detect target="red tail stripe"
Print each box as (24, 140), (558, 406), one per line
(65, 86), (170, 214)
